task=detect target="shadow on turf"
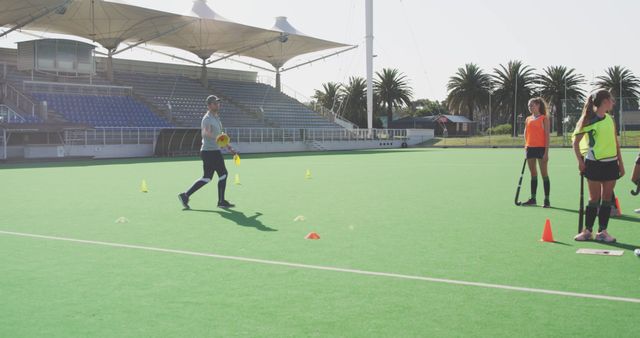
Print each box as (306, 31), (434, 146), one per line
(188, 209), (277, 232)
(550, 207), (640, 224)
(591, 241), (639, 252)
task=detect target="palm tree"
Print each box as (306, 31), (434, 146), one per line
(492, 60), (536, 136)
(595, 66), (640, 124)
(446, 63), (493, 121)
(313, 82), (342, 112)
(374, 68), (413, 127)
(341, 76), (368, 128)
(536, 66), (585, 136)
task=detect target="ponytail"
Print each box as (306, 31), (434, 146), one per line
(580, 89), (611, 129)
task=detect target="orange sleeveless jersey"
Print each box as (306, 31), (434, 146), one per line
(525, 115), (547, 147)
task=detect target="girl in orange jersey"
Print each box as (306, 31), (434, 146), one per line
(521, 97), (551, 208)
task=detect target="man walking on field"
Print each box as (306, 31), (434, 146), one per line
(179, 95), (237, 209)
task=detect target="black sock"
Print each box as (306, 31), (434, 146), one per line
(186, 179), (209, 197)
(218, 175), (228, 203)
(542, 176), (550, 199)
(598, 201), (612, 232)
(585, 202), (599, 232)
(530, 176), (538, 199)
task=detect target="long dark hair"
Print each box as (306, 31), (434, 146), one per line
(528, 97), (548, 115)
(579, 89), (612, 129)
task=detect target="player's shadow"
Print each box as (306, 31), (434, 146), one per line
(591, 241), (639, 252)
(189, 209), (277, 232)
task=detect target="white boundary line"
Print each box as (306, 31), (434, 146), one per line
(1, 230), (639, 304)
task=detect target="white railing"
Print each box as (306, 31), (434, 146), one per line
(4, 83), (36, 116)
(23, 81), (133, 96)
(64, 127), (161, 146)
(63, 127), (407, 146)
(214, 127), (406, 143)
(0, 104), (26, 123)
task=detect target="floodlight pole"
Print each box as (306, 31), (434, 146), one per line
(513, 75), (518, 137)
(619, 79), (623, 137)
(489, 92), (492, 141)
(366, 0), (374, 130)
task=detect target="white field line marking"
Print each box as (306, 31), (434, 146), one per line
(1, 230), (639, 304)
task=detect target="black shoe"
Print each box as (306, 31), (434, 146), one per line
(178, 193), (190, 209)
(217, 200), (235, 208)
(521, 198), (537, 206)
(543, 199), (550, 208)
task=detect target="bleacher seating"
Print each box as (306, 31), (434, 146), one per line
(209, 79), (340, 129)
(32, 93), (171, 127)
(3, 64), (345, 130)
(113, 72), (266, 128)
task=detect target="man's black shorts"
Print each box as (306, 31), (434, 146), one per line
(201, 150), (227, 179)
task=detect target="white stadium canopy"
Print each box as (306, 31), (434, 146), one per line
(0, 0), (354, 88)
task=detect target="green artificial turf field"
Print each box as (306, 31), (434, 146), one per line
(1, 148), (639, 337)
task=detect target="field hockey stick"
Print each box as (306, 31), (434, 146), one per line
(578, 174), (585, 233)
(514, 158), (527, 206)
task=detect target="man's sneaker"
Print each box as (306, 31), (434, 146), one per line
(521, 198), (537, 206)
(543, 199), (551, 208)
(574, 230), (593, 241)
(595, 231), (616, 243)
(634, 208), (640, 214)
(178, 193), (190, 209)
(217, 200), (235, 208)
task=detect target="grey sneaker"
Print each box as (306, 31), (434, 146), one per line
(574, 230), (593, 241)
(595, 231), (616, 243)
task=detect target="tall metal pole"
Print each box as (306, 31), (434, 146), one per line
(366, 0), (374, 130)
(489, 92), (492, 143)
(513, 75), (518, 137)
(619, 79), (623, 135)
(563, 77), (567, 139)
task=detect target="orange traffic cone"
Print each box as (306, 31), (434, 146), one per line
(305, 232), (320, 240)
(541, 219), (554, 242)
(614, 197), (622, 216)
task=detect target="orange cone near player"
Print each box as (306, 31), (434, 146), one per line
(541, 219), (554, 242)
(614, 197), (622, 216)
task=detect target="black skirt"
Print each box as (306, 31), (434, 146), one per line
(525, 147), (546, 159)
(584, 159), (620, 182)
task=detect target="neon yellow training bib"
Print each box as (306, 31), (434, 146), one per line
(572, 114), (617, 161)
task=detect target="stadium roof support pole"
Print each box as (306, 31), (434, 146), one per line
(0, 0), (72, 38)
(275, 68), (282, 92)
(366, 0), (374, 130)
(106, 49), (115, 81)
(201, 58), (208, 86)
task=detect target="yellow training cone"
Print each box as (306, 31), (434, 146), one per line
(305, 169), (312, 179)
(234, 174), (241, 185)
(141, 180), (148, 193)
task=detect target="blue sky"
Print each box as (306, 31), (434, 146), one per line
(2, 0), (639, 101)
